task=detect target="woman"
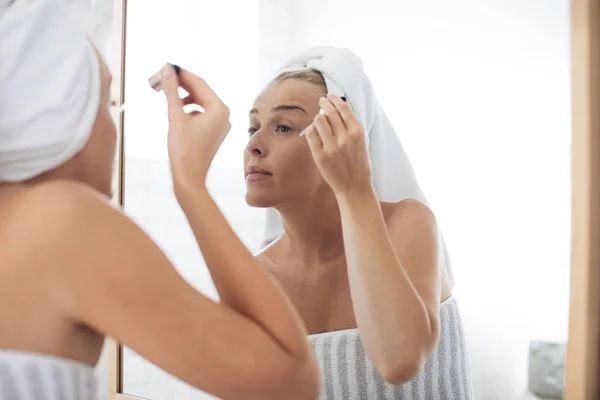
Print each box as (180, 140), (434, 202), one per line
(0, 1), (320, 399)
(244, 47), (473, 399)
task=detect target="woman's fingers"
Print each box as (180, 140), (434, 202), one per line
(327, 95), (363, 137)
(160, 64), (185, 122)
(157, 64), (230, 124)
(177, 67), (225, 113)
(305, 125), (323, 157)
(179, 96), (208, 119)
(313, 114), (336, 150)
(319, 97), (347, 135)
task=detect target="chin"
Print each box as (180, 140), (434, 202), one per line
(245, 192), (277, 208)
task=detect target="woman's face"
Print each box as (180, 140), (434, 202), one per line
(244, 79), (328, 207)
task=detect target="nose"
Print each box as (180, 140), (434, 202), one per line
(245, 130), (267, 157)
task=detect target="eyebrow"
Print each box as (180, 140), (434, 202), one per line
(249, 105), (307, 115)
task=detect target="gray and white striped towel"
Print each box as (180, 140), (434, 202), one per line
(309, 296), (473, 400)
(0, 350), (97, 400)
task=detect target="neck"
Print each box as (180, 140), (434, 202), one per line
(276, 188), (346, 265)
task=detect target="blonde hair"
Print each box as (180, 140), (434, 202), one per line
(271, 69), (327, 96)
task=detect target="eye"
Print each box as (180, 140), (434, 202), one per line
(248, 127), (258, 136)
(275, 124), (292, 133)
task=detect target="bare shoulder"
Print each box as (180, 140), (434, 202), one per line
(12, 179), (113, 216)
(380, 199), (442, 273)
(3, 181), (122, 248)
(381, 200), (451, 302)
(15, 179), (166, 265)
(5, 181), (199, 321)
(380, 199), (438, 232)
(2, 180), (155, 305)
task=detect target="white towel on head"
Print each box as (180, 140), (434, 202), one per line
(263, 46), (454, 286)
(0, 0), (101, 182)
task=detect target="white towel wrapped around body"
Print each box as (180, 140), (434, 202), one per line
(0, 0), (101, 182)
(263, 46), (454, 286)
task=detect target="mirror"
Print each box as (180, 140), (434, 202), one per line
(120, 1), (263, 398)
(117, 0), (572, 399)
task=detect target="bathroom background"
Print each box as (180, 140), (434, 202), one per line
(74, 0), (571, 399)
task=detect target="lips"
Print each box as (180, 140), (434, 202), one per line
(245, 165), (272, 181)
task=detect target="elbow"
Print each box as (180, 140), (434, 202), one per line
(291, 359), (322, 400)
(378, 357), (425, 385)
(266, 356), (322, 400)
(378, 313), (441, 385)
(303, 364), (323, 400)
(375, 333), (439, 385)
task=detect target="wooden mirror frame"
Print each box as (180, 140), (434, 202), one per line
(565, 0), (600, 399)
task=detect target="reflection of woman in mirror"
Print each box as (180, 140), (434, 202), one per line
(0, 1), (321, 399)
(245, 47), (474, 399)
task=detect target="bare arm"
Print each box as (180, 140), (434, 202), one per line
(159, 64), (310, 361)
(337, 191), (443, 384)
(305, 95), (444, 384)
(176, 185), (311, 360)
(45, 182), (320, 400)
